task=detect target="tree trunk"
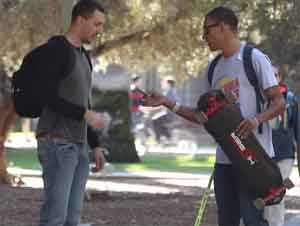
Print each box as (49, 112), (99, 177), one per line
(0, 67), (18, 184)
(0, 102), (18, 184)
(58, 0), (76, 33)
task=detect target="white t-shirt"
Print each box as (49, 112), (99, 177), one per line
(200, 44), (278, 164)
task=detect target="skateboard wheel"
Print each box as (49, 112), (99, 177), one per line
(254, 198), (265, 209)
(283, 178), (294, 189)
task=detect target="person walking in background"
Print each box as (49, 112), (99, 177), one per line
(35, 1), (106, 226)
(163, 76), (181, 104)
(129, 74), (144, 130)
(152, 76), (180, 143)
(143, 6), (284, 226)
(264, 65), (298, 226)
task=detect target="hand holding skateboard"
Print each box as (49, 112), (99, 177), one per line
(195, 89), (295, 209)
(235, 116), (260, 139)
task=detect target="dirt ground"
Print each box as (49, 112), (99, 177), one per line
(0, 177), (300, 226)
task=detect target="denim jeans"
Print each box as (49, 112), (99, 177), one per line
(37, 138), (89, 226)
(214, 163), (269, 226)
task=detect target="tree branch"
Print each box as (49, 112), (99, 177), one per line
(0, 0), (19, 9)
(91, 9), (188, 57)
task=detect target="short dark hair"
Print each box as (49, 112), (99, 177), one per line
(206, 6), (238, 32)
(166, 79), (175, 87)
(72, 0), (105, 23)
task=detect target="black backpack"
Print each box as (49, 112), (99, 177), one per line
(207, 44), (265, 133)
(12, 36), (92, 118)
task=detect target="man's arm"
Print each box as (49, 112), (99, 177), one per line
(44, 66), (104, 128)
(236, 86), (285, 139)
(41, 38), (103, 129)
(235, 48), (285, 138)
(163, 99), (199, 123)
(144, 93), (199, 123)
(256, 86), (285, 124)
(41, 38), (87, 120)
(87, 126), (106, 171)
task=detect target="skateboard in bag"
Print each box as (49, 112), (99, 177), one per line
(195, 90), (294, 208)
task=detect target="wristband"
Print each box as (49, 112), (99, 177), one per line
(171, 102), (181, 113)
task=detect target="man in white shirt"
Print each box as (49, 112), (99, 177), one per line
(144, 6), (284, 226)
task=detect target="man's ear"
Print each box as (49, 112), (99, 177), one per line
(77, 15), (87, 26)
(222, 23), (235, 34)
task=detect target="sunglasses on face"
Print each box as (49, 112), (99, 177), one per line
(203, 22), (220, 35)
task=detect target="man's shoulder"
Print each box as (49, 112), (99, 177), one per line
(250, 47), (271, 63)
(247, 48), (273, 74)
(46, 35), (75, 65)
(47, 35), (72, 53)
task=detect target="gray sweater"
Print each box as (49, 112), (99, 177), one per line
(37, 45), (92, 144)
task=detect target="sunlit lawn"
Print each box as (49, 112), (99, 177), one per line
(6, 148), (215, 173)
(6, 132), (216, 173)
(114, 154), (215, 173)
(6, 148), (299, 175)
(6, 148), (41, 170)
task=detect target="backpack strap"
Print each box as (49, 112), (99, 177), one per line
(243, 44), (265, 133)
(207, 54), (222, 86)
(82, 48), (93, 71)
(48, 36), (93, 77)
(48, 36), (76, 79)
(82, 48), (93, 110)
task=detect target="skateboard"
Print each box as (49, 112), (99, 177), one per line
(196, 90), (294, 209)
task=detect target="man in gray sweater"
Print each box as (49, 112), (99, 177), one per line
(36, 1), (106, 226)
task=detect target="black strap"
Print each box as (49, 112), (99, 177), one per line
(82, 48), (93, 71)
(243, 44), (264, 133)
(207, 54), (222, 86)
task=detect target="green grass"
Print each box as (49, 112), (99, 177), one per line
(6, 148), (41, 170)
(6, 148), (215, 173)
(113, 154), (215, 173)
(5, 148), (300, 175)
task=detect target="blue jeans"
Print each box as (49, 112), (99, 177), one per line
(37, 138), (89, 226)
(214, 163), (269, 226)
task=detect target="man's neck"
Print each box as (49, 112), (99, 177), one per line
(65, 31), (82, 48)
(222, 38), (241, 58)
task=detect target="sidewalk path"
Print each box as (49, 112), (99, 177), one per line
(284, 215), (300, 226)
(7, 162), (300, 226)
(5, 133), (300, 226)
(8, 164), (299, 196)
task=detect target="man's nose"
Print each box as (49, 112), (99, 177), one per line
(99, 25), (104, 33)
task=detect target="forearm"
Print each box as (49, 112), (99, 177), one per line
(43, 68), (86, 121)
(256, 88), (285, 124)
(163, 99), (199, 123)
(87, 125), (100, 149)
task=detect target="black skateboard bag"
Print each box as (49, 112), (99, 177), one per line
(196, 90), (287, 206)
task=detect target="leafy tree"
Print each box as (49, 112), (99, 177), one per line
(1, 0), (299, 81)
(92, 89), (140, 162)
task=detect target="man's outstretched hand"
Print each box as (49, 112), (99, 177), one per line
(142, 92), (167, 107)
